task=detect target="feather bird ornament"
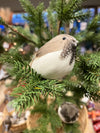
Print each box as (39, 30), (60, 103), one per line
(30, 34), (78, 80)
(58, 102), (79, 123)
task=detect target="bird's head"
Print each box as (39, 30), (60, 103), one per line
(61, 34), (78, 47)
(59, 34), (78, 64)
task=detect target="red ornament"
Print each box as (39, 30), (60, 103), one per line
(94, 122), (100, 132)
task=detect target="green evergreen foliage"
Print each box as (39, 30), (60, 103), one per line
(0, 18), (36, 45)
(75, 52), (100, 100)
(0, 0), (100, 132)
(1, 52), (100, 132)
(19, 0), (52, 47)
(75, 15), (100, 50)
(0, 0), (88, 49)
(0, 34), (4, 54)
(55, 0), (82, 22)
(48, 0), (88, 33)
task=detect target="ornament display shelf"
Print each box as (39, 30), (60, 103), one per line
(26, 105), (95, 133)
(0, 75), (97, 133)
(10, 121), (27, 133)
(0, 79), (27, 133)
(2, 105), (27, 133)
(0, 115), (27, 133)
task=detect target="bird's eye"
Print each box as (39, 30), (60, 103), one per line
(72, 40), (76, 43)
(62, 37), (66, 40)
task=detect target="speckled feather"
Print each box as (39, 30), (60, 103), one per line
(58, 102), (79, 123)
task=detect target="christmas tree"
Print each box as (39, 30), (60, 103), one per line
(0, 0), (100, 132)
(75, 15), (100, 51)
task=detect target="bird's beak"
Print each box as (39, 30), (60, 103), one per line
(75, 40), (79, 47)
(76, 40), (79, 44)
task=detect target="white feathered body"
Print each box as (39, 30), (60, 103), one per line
(31, 50), (75, 80)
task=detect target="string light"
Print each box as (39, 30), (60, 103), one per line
(5, 48), (8, 51)
(13, 43), (17, 46)
(19, 48), (23, 52)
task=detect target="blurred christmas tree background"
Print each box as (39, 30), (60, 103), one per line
(0, 0), (100, 132)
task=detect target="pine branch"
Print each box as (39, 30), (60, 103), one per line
(19, 0), (47, 47)
(0, 17), (36, 45)
(57, 0), (64, 34)
(87, 15), (100, 31)
(9, 61), (64, 112)
(77, 53), (100, 83)
(55, 0), (83, 22)
(19, 0), (35, 17)
(9, 52), (100, 112)
(24, 129), (51, 133)
(75, 15), (100, 51)
(64, 122), (80, 133)
(73, 11), (90, 20)
(1, 51), (99, 112)
(75, 53), (100, 100)
(0, 0), (100, 132)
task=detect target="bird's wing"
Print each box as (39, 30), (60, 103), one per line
(30, 34), (72, 66)
(35, 40), (65, 57)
